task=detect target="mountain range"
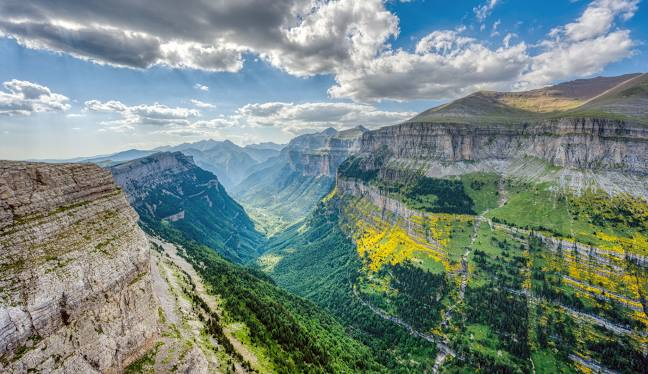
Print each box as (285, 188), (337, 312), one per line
(2, 73), (647, 373)
(38, 140), (286, 191)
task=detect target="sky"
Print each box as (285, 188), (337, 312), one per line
(0, 0), (646, 160)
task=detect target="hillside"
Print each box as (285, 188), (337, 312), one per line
(260, 74), (648, 373)
(413, 72), (648, 125)
(111, 151), (264, 263)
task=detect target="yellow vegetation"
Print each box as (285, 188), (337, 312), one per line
(352, 209), (470, 272)
(499, 95), (583, 113)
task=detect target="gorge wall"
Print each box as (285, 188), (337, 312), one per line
(287, 127), (366, 177)
(360, 118), (648, 175)
(0, 161), (157, 373)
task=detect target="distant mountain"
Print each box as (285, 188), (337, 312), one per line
(39, 140), (283, 190)
(156, 140), (260, 189)
(243, 143), (284, 163)
(413, 72), (647, 124)
(111, 151), (264, 263)
(232, 126), (367, 233)
(31, 149), (155, 166)
(245, 142), (285, 151)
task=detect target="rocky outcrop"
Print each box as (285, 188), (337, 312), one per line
(359, 118), (648, 175)
(287, 127), (367, 177)
(111, 151), (210, 204)
(337, 178), (418, 221)
(0, 161), (158, 373)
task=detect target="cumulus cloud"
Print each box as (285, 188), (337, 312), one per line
(263, 0), (398, 76)
(330, 0), (639, 101)
(0, 0), (639, 102)
(193, 84), (209, 92)
(330, 31), (529, 101)
(0, 0), (395, 76)
(562, 0), (638, 41)
(0, 79), (70, 115)
(235, 101), (415, 133)
(85, 100), (200, 127)
(518, 0), (638, 88)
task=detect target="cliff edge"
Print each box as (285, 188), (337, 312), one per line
(0, 161), (158, 373)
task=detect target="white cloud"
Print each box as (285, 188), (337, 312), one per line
(0, 0), (639, 103)
(563, 0), (638, 41)
(474, 0), (499, 23)
(0, 0), (395, 78)
(518, 0), (638, 88)
(235, 101), (415, 133)
(84, 97), (413, 136)
(0, 79), (70, 115)
(330, 0), (639, 101)
(330, 32), (529, 101)
(262, 0), (398, 76)
(191, 99), (215, 109)
(193, 84), (209, 92)
(85, 100), (200, 127)
(491, 20), (501, 37)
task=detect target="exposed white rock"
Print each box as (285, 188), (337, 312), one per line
(0, 161), (158, 373)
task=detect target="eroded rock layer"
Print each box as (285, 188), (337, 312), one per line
(360, 119), (648, 174)
(0, 161), (158, 373)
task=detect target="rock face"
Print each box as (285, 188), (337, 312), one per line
(0, 161), (158, 373)
(359, 118), (648, 174)
(287, 127), (367, 177)
(111, 152), (264, 263)
(111, 151), (202, 204)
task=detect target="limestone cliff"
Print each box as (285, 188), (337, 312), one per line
(0, 161), (158, 373)
(359, 118), (648, 174)
(287, 126), (367, 177)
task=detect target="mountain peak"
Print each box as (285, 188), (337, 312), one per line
(322, 127), (338, 136)
(410, 72), (648, 124)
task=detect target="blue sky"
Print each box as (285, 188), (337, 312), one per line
(0, 0), (646, 159)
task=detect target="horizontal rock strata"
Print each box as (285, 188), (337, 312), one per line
(0, 161), (158, 373)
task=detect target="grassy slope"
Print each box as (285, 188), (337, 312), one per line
(261, 202), (441, 372)
(269, 171), (648, 372)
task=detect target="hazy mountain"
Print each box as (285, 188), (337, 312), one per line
(243, 143), (284, 163)
(31, 148), (155, 166)
(37, 140), (284, 191)
(232, 126), (367, 234)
